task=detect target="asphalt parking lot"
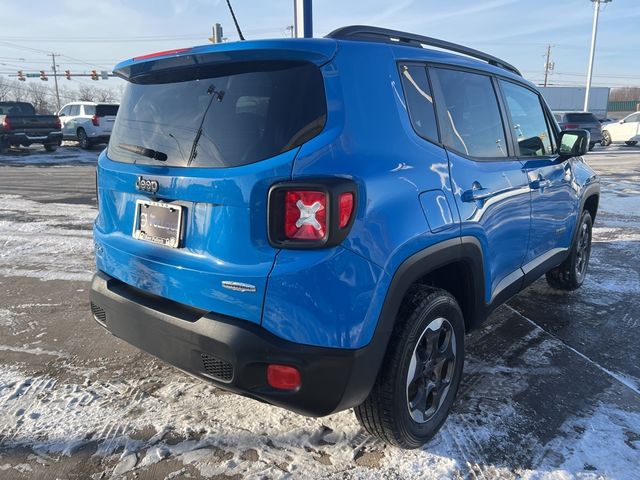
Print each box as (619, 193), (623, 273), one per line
(0, 144), (638, 479)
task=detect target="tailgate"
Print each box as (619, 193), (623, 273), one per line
(95, 51), (329, 324)
(8, 115), (59, 131)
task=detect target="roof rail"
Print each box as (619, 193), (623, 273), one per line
(326, 25), (521, 77)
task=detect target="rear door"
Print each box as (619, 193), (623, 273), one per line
(430, 67), (531, 305)
(95, 59), (328, 324)
(65, 104), (80, 136)
(498, 79), (578, 270)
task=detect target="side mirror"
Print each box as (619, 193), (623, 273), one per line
(558, 130), (590, 157)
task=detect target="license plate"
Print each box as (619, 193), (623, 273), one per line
(132, 200), (183, 248)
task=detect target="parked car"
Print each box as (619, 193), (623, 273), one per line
(58, 102), (119, 149)
(601, 112), (640, 146)
(90, 26), (599, 449)
(554, 111), (602, 150)
(0, 101), (62, 153)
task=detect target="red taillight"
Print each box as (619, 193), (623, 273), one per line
(267, 364), (301, 391)
(2, 117), (11, 131)
(91, 115), (100, 127)
(55, 117), (61, 130)
(338, 192), (354, 228)
(563, 124), (579, 129)
(133, 47), (192, 61)
(284, 190), (327, 240)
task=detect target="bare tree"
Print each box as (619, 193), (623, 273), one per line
(26, 82), (56, 113)
(610, 87), (640, 102)
(94, 88), (118, 103)
(77, 84), (98, 102)
(0, 77), (11, 102)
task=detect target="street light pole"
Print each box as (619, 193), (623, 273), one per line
(584, 0), (612, 112)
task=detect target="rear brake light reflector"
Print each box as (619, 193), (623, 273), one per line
(267, 364), (301, 391)
(564, 124), (579, 129)
(284, 190), (327, 240)
(91, 115), (100, 127)
(339, 192), (354, 228)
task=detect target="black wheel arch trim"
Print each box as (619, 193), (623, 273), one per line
(338, 236), (486, 411)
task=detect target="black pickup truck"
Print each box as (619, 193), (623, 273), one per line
(0, 102), (63, 153)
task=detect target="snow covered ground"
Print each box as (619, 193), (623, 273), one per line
(0, 144), (638, 479)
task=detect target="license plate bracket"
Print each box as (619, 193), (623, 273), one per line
(132, 200), (183, 248)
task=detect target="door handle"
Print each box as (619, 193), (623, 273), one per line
(530, 177), (551, 190)
(462, 185), (493, 202)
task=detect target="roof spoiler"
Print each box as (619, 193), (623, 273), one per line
(113, 40), (337, 83)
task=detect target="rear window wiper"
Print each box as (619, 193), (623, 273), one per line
(187, 84), (224, 166)
(118, 143), (168, 162)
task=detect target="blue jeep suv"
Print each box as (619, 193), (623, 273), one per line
(90, 26), (600, 448)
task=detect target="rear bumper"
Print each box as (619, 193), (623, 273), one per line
(89, 271), (380, 416)
(2, 131), (62, 145)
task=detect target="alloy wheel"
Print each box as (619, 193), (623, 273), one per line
(575, 220), (591, 282)
(406, 317), (456, 423)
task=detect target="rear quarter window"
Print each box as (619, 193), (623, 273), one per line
(96, 105), (119, 116)
(398, 64), (439, 144)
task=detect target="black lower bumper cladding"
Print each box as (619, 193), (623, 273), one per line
(89, 271), (378, 417)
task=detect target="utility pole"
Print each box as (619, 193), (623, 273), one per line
(209, 23), (224, 43)
(48, 53), (61, 111)
(543, 44), (554, 87)
(584, 0), (612, 112)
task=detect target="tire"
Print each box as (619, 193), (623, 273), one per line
(44, 143), (58, 152)
(77, 128), (90, 149)
(601, 130), (612, 147)
(0, 141), (8, 154)
(546, 210), (593, 291)
(625, 141), (638, 146)
(354, 286), (465, 448)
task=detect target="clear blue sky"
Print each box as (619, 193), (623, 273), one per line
(1, 0), (638, 89)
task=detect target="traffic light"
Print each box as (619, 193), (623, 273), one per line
(65, 70), (71, 80)
(17, 70), (25, 81)
(39, 70), (48, 81)
(90, 70), (98, 81)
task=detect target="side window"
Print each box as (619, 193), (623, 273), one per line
(626, 113), (640, 123)
(430, 68), (507, 158)
(69, 105), (80, 116)
(500, 80), (554, 157)
(83, 105), (96, 116)
(398, 64), (438, 143)
(59, 106), (69, 116)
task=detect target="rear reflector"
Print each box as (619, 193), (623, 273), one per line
(563, 124), (579, 129)
(91, 115), (100, 127)
(284, 190), (327, 240)
(267, 364), (301, 391)
(338, 192), (354, 228)
(2, 117), (11, 131)
(133, 47), (192, 61)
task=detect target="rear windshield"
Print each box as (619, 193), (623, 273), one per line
(565, 113), (598, 123)
(92, 105), (119, 117)
(107, 61), (326, 168)
(0, 103), (35, 115)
